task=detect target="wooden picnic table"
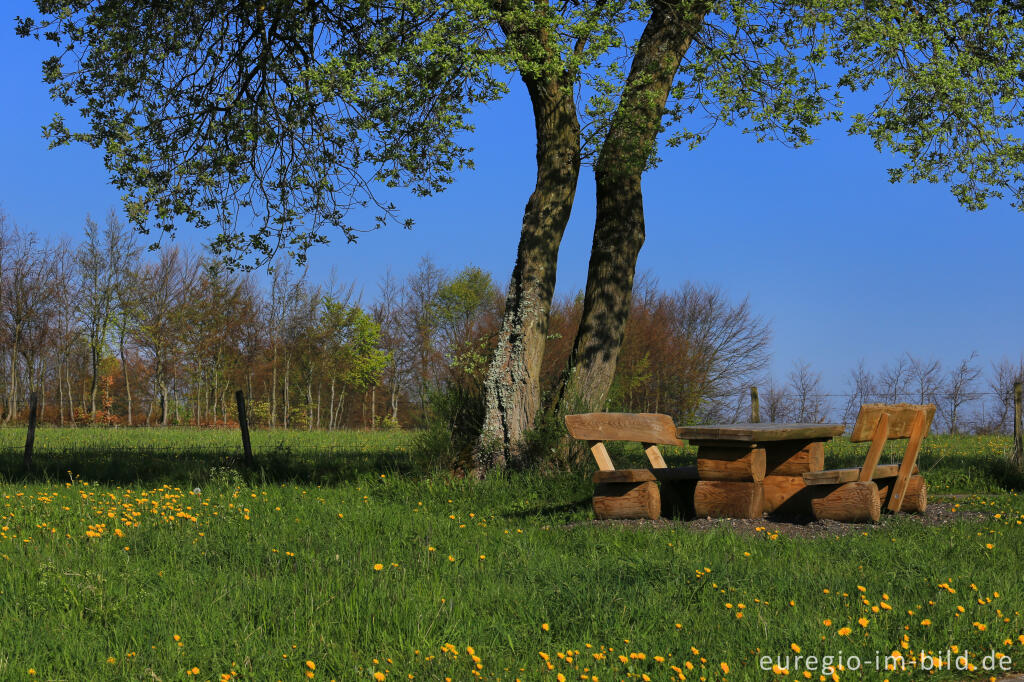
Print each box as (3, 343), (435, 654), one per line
(676, 423), (844, 519)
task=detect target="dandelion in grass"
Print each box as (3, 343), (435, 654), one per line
(373, 563), (383, 571)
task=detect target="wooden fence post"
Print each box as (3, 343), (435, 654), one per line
(750, 386), (760, 424)
(24, 392), (38, 470)
(1014, 382), (1022, 467)
(235, 390), (254, 467)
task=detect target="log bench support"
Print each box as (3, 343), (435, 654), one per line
(801, 404), (934, 523)
(566, 413), (696, 521)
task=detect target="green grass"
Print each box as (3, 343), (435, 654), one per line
(1, 428), (1022, 681)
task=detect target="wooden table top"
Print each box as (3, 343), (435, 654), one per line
(677, 423), (844, 443)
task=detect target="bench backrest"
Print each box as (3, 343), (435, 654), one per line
(564, 412), (683, 471)
(850, 403), (936, 442)
(850, 403), (935, 499)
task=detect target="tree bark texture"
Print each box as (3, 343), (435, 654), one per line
(474, 28), (582, 472)
(557, 1), (706, 414)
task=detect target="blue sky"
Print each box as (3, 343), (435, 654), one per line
(2, 6), (1021, 395)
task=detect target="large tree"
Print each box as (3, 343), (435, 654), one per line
(21, 0), (1024, 469)
(17, 0), (618, 471)
(556, 0), (1024, 415)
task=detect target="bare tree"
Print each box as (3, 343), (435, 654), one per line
(939, 351), (982, 434)
(762, 375), (790, 424)
(787, 360), (830, 423)
(75, 211), (137, 418)
(372, 269), (409, 426)
(878, 355), (912, 404)
(988, 356), (1024, 433)
(402, 257), (446, 419)
(667, 284), (772, 423)
(1, 229), (57, 422)
(907, 353), (943, 405)
(842, 359), (877, 426)
(134, 247), (197, 425)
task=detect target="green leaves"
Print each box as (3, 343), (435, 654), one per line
(21, 0), (506, 269)
(827, 0), (1024, 211)
(19, 0), (1024, 266)
(318, 297), (391, 392)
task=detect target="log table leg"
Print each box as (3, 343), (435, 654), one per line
(761, 440), (826, 515)
(691, 442), (766, 519)
(693, 480), (764, 518)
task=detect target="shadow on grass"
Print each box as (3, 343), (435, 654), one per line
(502, 498), (592, 519)
(0, 445), (433, 487)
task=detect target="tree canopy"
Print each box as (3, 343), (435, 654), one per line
(18, 1), (1024, 255)
(16, 0), (507, 267)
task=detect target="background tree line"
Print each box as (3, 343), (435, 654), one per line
(1, 206), (1019, 437)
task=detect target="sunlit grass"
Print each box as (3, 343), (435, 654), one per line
(0, 429), (1021, 680)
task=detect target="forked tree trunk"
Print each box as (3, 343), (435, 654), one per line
(557, 1), (707, 414)
(473, 67), (581, 473)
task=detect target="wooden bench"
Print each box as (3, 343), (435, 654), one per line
(564, 412), (698, 520)
(801, 403), (935, 522)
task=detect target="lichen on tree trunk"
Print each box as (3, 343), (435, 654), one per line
(474, 68), (581, 473)
(556, 1), (707, 415)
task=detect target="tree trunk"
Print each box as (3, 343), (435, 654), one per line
(160, 386), (167, 426)
(473, 63), (581, 473)
(390, 380), (400, 424)
(6, 337), (19, 423)
(307, 379), (313, 431)
(90, 341), (100, 419)
(270, 344), (278, 429)
(283, 356), (290, 428)
(334, 390), (346, 430)
(329, 377), (336, 430)
(556, 1), (707, 414)
(58, 359), (65, 426)
(120, 330), (133, 426)
(65, 366), (76, 424)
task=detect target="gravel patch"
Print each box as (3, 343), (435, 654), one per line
(563, 501), (988, 538)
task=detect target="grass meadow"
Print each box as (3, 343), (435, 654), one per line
(0, 427), (1022, 681)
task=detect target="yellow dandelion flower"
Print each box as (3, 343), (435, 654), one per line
(541, 623), (550, 631)
(306, 661), (315, 670)
(373, 563), (384, 571)
(791, 643), (801, 653)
